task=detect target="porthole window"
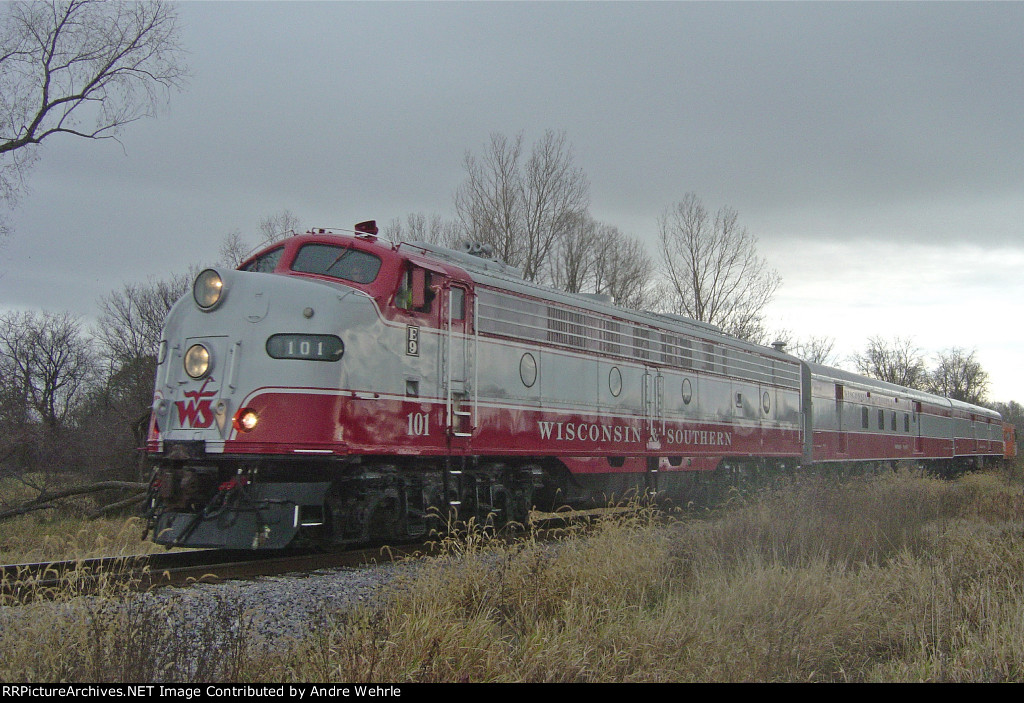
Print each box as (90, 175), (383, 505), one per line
(608, 366), (622, 397)
(682, 378), (692, 405)
(520, 352), (537, 388)
(762, 391), (771, 414)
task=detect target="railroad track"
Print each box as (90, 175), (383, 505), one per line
(0, 506), (642, 605)
(0, 544), (417, 605)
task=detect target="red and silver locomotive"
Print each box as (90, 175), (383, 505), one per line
(145, 222), (1010, 549)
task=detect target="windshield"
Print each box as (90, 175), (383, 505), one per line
(240, 246), (284, 273)
(290, 243), (382, 284)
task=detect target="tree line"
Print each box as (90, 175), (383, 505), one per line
(0, 4), (1016, 513)
(0, 276), (191, 502)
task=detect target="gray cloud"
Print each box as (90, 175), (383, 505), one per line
(3, 1), (1022, 398)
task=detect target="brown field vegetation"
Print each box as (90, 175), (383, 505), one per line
(3, 463), (1024, 682)
(0, 474), (161, 563)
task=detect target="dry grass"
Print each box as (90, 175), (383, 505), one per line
(0, 549), (254, 683)
(258, 464), (1024, 683)
(0, 587), (253, 682)
(0, 473), (160, 563)
(0, 514), (163, 564)
(4, 463), (1024, 682)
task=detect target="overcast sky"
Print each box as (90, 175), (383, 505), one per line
(3, 1), (1023, 402)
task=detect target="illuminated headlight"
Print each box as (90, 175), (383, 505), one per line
(234, 408), (259, 432)
(193, 269), (225, 310)
(184, 344), (211, 379)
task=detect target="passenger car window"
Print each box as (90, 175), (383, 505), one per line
(291, 244), (382, 284)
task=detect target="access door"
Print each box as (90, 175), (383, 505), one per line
(442, 283), (475, 442)
(641, 367), (665, 446)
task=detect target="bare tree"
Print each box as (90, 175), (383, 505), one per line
(85, 273), (190, 479)
(0, 309), (97, 489)
(455, 130), (590, 282)
(0, 0), (187, 234)
(852, 336), (928, 389)
(217, 210), (302, 268)
(545, 215), (654, 310)
(0, 310), (96, 430)
(591, 224), (654, 311)
(774, 332), (839, 366)
(548, 212), (601, 294)
(94, 273), (190, 363)
(384, 212), (460, 248)
(257, 208), (302, 247)
(657, 193), (780, 342)
(929, 347), (990, 405)
(218, 229), (250, 268)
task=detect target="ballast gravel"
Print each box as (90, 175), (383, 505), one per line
(0, 559), (412, 678)
(144, 561), (408, 649)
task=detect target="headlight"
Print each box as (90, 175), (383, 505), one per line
(184, 344), (211, 379)
(193, 269), (224, 310)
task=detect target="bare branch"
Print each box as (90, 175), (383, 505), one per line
(657, 193), (780, 341)
(257, 209), (302, 247)
(851, 336), (928, 389)
(0, 0), (187, 217)
(0, 480), (147, 522)
(929, 347), (990, 404)
(455, 130), (589, 283)
(383, 212), (461, 248)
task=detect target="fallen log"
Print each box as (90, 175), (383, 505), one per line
(0, 481), (148, 522)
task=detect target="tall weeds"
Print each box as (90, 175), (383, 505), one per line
(5, 467), (1024, 682)
(0, 555), (253, 681)
(0, 515), (161, 564)
(261, 468), (1024, 682)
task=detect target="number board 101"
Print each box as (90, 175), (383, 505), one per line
(266, 334), (345, 361)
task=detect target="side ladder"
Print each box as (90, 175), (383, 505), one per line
(443, 285), (477, 515)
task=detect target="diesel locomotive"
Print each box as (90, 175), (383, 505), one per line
(144, 222), (1011, 549)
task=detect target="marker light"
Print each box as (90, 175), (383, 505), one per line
(193, 269), (225, 310)
(234, 408), (259, 432)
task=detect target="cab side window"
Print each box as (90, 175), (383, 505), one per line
(395, 266), (434, 313)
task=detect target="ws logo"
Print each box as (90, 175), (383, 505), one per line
(175, 377), (218, 429)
